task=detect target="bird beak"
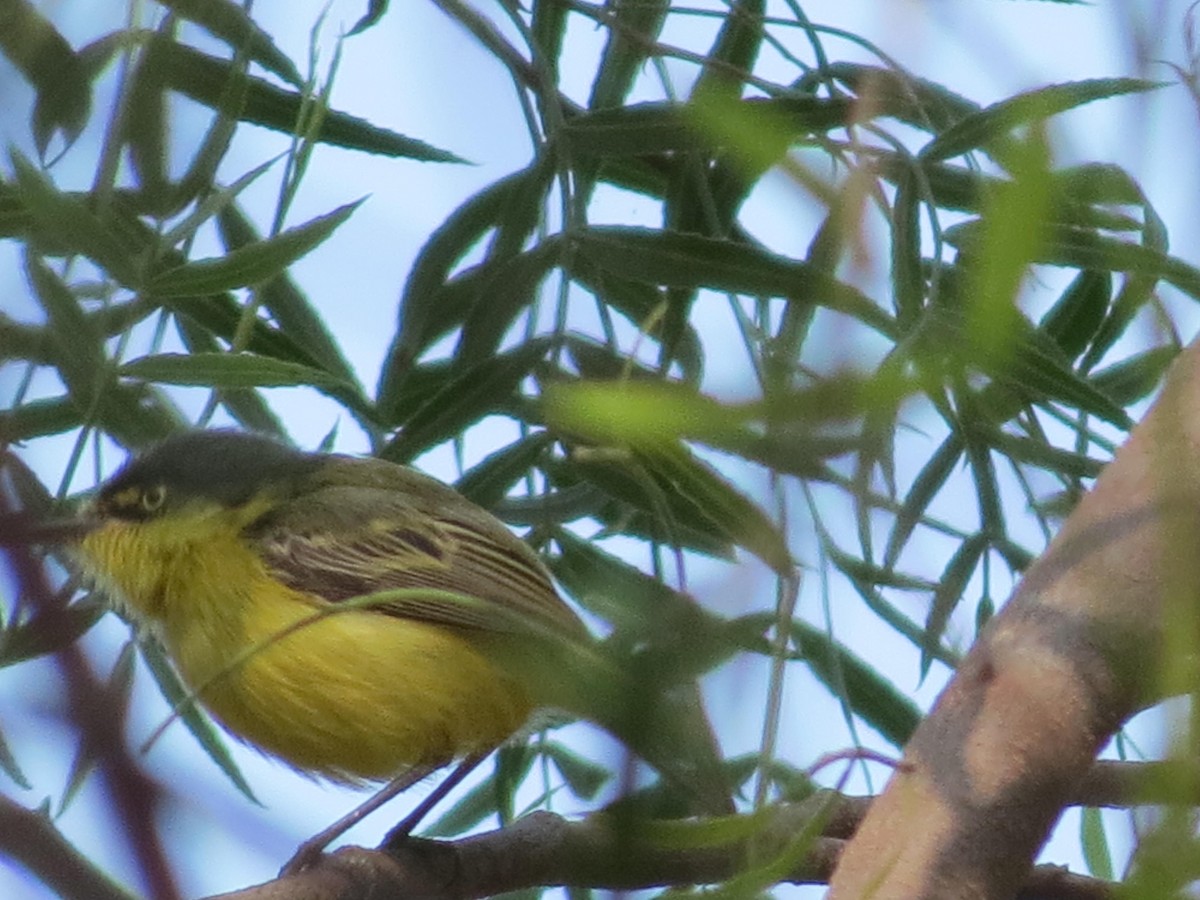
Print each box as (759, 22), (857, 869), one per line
(0, 512), (100, 547)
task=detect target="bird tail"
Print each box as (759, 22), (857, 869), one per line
(481, 631), (735, 817)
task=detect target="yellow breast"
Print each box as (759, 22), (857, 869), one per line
(79, 519), (532, 782)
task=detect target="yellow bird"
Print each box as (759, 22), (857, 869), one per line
(67, 429), (730, 853)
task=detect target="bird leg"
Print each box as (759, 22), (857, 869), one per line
(281, 763), (439, 875)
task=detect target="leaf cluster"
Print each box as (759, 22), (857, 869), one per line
(0, 0), (1191, 892)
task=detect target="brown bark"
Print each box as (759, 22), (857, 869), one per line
(828, 341), (1200, 897)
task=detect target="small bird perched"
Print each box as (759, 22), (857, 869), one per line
(67, 429), (731, 851)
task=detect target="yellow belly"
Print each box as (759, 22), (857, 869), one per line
(81, 522), (532, 783)
(174, 587), (532, 783)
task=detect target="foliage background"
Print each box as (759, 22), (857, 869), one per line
(2, 1), (1199, 897)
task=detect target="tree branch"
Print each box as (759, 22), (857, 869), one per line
(829, 341), (1200, 898)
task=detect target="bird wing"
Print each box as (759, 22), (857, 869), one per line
(246, 462), (586, 640)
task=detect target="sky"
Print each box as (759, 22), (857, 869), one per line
(2, 1), (1198, 897)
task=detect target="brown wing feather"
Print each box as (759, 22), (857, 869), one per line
(247, 463), (585, 639)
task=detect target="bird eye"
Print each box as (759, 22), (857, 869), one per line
(140, 485), (167, 513)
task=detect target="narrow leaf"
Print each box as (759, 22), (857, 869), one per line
(120, 352), (352, 391)
(147, 200), (362, 296)
(156, 0), (303, 85)
(922, 78), (1161, 163)
(156, 41), (465, 160)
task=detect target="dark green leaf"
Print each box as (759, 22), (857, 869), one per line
(148, 200), (362, 296)
(588, 0), (669, 111)
(791, 619), (922, 747)
(216, 203), (358, 386)
(984, 427), (1104, 479)
(642, 447), (791, 575)
(455, 433), (554, 510)
(923, 533), (989, 677)
(348, 0), (389, 36)
(824, 62), (981, 135)
(691, 0), (765, 106)
(155, 41), (465, 161)
(0, 727), (30, 790)
(60, 642), (138, 814)
(543, 742), (611, 799)
(382, 339), (553, 463)
(884, 433), (962, 569)
(562, 97), (850, 157)
(156, 0), (303, 85)
(0, 598), (106, 667)
(575, 227), (897, 337)
(0, 396), (84, 443)
(1039, 270), (1111, 361)
(922, 78), (1161, 163)
(1088, 346), (1178, 406)
(120, 351), (353, 392)
(174, 317), (286, 436)
(425, 751), (538, 837)
(0, 0), (91, 152)
(456, 240), (564, 365)
(379, 165), (553, 407)
(138, 640), (258, 804)
(11, 151), (142, 287)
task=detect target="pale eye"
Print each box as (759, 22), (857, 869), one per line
(140, 485), (167, 513)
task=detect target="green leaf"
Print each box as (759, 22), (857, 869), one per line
(543, 380), (750, 451)
(154, 40), (466, 161)
(0, 0), (91, 153)
(922, 78), (1161, 163)
(456, 241), (564, 364)
(348, 0), (389, 36)
(983, 427), (1104, 479)
(60, 643), (139, 815)
(381, 339), (554, 463)
(0, 395), (84, 443)
(0, 727), (30, 790)
(138, 640), (258, 804)
(147, 200), (362, 296)
(563, 96), (850, 157)
(824, 62), (981, 136)
(1088, 346), (1178, 406)
(923, 533), (989, 677)
(10, 151), (142, 287)
(1039, 270), (1111, 361)
(216, 202), (358, 386)
(883, 434), (964, 566)
(455, 432), (554, 510)
(425, 751), (538, 837)
(643, 446), (792, 576)
(588, 0), (669, 110)
(1081, 807), (1114, 881)
(0, 598), (106, 667)
(155, 0), (303, 86)
(119, 351), (353, 391)
(554, 454), (736, 561)
(173, 318), (286, 436)
(543, 742), (611, 800)
(891, 165), (925, 325)
(790, 619), (923, 747)
(552, 532), (755, 668)
(379, 164), (553, 407)
(691, 0), (764, 105)
(575, 227), (897, 337)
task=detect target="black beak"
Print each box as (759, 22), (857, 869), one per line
(0, 513), (99, 547)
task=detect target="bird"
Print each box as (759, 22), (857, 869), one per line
(65, 429), (732, 861)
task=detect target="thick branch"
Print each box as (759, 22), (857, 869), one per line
(206, 807), (1119, 900)
(829, 341), (1200, 898)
